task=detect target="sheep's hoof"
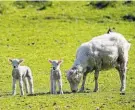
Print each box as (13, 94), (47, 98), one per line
(12, 94), (16, 96)
(58, 91), (63, 94)
(60, 92), (63, 94)
(93, 88), (98, 92)
(79, 87), (84, 92)
(29, 93), (34, 96)
(120, 92), (125, 95)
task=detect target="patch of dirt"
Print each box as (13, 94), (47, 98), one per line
(123, 14), (135, 21)
(124, 0), (132, 5)
(89, 1), (115, 9)
(53, 102), (57, 106)
(103, 15), (111, 19)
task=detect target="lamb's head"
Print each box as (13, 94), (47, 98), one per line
(9, 59), (23, 69)
(66, 66), (83, 92)
(49, 60), (63, 70)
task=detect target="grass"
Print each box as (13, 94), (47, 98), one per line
(0, 1), (135, 110)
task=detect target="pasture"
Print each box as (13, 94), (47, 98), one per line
(0, 1), (135, 110)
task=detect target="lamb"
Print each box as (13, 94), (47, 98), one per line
(49, 60), (63, 94)
(9, 59), (34, 96)
(66, 32), (131, 94)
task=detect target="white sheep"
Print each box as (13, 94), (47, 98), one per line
(67, 32), (130, 94)
(9, 59), (34, 96)
(49, 60), (63, 94)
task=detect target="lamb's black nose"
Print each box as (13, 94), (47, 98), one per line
(14, 66), (16, 68)
(53, 67), (56, 70)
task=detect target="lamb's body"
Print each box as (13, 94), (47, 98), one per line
(12, 66), (32, 79)
(49, 60), (63, 94)
(10, 59), (34, 96)
(67, 32), (130, 94)
(50, 69), (63, 94)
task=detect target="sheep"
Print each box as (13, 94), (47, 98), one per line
(66, 32), (130, 94)
(49, 60), (63, 94)
(9, 59), (34, 96)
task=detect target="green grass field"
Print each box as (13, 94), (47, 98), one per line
(0, 1), (135, 110)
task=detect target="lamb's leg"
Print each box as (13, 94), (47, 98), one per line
(23, 78), (29, 94)
(19, 77), (24, 96)
(93, 70), (99, 92)
(50, 75), (53, 94)
(79, 71), (89, 92)
(12, 78), (16, 96)
(28, 76), (34, 94)
(58, 79), (63, 94)
(52, 80), (57, 94)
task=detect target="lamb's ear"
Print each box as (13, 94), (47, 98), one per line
(48, 59), (52, 64)
(58, 60), (63, 65)
(9, 59), (12, 62)
(65, 70), (69, 73)
(19, 59), (24, 64)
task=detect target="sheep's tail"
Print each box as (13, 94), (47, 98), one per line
(127, 42), (131, 51)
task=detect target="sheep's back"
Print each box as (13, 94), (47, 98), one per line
(75, 32), (130, 70)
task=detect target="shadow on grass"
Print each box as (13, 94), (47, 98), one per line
(27, 90), (92, 96)
(0, 91), (90, 97)
(0, 89), (92, 97)
(27, 91), (73, 96)
(0, 92), (11, 97)
(1, 91), (130, 97)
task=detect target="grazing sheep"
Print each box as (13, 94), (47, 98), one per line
(49, 60), (63, 94)
(66, 32), (130, 94)
(9, 59), (34, 96)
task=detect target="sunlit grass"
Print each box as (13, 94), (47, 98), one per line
(0, 1), (135, 110)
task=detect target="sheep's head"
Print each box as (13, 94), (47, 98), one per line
(9, 59), (23, 69)
(49, 60), (63, 70)
(66, 66), (83, 92)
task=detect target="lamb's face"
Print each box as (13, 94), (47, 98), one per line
(9, 59), (23, 69)
(49, 60), (63, 70)
(67, 67), (82, 92)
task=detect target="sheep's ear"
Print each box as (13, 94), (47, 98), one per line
(48, 60), (52, 64)
(77, 65), (83, 72)
(58, 60), (63, 64)
(19, 59), (24, 64)
(9, 59), (12, 62)
(67, 69), (74, 75)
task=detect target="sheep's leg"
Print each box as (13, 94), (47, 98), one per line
(119, 62), (127, 94)
(12, 78), (16, 96)
(52, 80), (57, 94)
(116, 65), (123, 91)
(28, 76), (34, 94)
(23, 78), (29, 94)
(93, 70), (99, 92)
(58, 79), (63, 94)
(79, 71), (89, 92)
(117, 54), (128, 94)
(19, 77), (24, 96)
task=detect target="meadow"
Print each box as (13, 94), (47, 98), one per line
(0, 1), (135, 110)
